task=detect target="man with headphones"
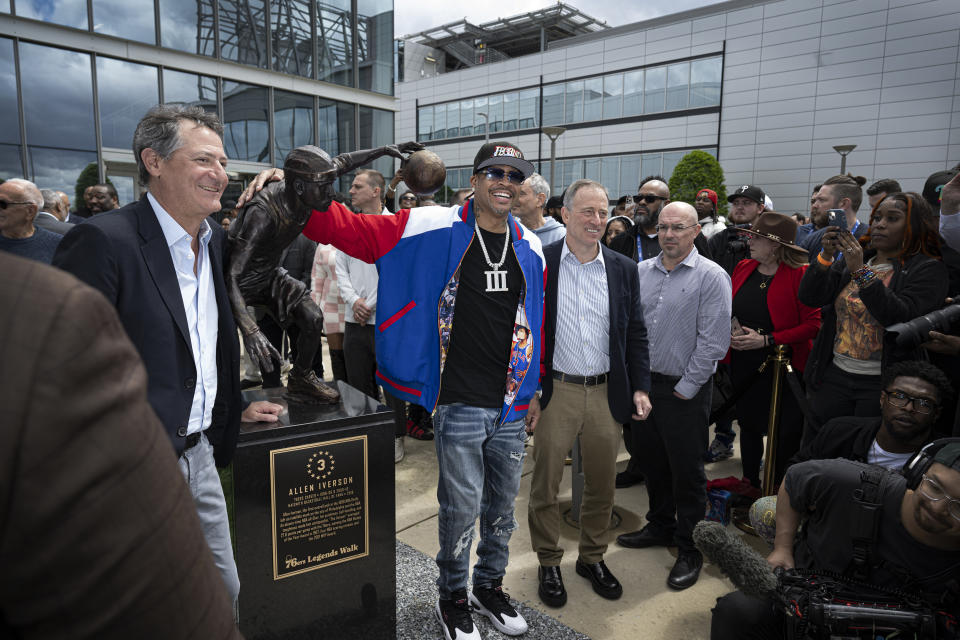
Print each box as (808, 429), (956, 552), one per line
(711, 440), (960, 639)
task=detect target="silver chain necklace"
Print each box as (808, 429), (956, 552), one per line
(474, 222), (510, 292)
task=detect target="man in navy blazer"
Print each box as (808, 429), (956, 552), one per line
(53, 104), (281, 608)
(528, 179), (652, 608)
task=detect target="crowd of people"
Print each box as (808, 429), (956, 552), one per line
(2, 101), (960, 639)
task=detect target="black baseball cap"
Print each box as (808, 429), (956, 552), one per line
(473, 141), (535, 179)
(923, 168), (959, 211)
(728, 184), (766, 205)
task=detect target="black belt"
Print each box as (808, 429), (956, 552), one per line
(552, 371), (608, 386)
(183, 431), (203, 453)
(651, 372), (682, 385)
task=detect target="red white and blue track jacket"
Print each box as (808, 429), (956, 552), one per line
(302, 198), (546, 425)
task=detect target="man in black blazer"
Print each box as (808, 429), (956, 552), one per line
(53, 104), (281, 608)
(528, 179), (652, 608)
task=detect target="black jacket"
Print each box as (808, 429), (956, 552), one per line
(608, 219), (711, 263)
(539, 240), (651, 423)
(707, 225), (750, 276)
(798, 250), (949, 388)
(53, 195), (242, 466)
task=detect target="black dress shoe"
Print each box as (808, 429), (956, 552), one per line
(575, 558), (623, 600)
(537, 565), (567, 607)
(667, 550), (703, 590)
(616, 524), (675, 548)
(615, 471), (645, 488)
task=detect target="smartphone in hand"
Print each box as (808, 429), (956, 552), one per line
(826, 209), (847, 230)
(731, 316), (746, 336)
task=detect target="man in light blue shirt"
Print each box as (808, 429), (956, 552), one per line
(617, 202), (731, 591)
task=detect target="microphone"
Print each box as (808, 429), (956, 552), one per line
(693, 520), (778, 598)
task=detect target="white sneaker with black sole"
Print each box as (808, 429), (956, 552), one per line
(470, 581), (528, 636)
(435, 591), (480, 640)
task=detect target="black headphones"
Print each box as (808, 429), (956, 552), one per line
(902, 437), (960, 490)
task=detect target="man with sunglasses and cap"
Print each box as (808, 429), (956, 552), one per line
(240, 140), (546, 640)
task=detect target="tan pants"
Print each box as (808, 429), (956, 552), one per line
(528, 379), (621, 565)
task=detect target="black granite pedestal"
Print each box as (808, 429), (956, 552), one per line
(233, 381), (396, 639)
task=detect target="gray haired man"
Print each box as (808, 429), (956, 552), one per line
(513, 172), (566, 245)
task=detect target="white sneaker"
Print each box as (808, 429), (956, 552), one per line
(394, 436), (404, 463)
(470, 582), (528, 636)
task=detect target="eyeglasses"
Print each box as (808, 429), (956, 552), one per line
(0, 200), (31, 209)
(400, 195), (417, 201)
(918, 474), (960, 522)
(635, 194), (667, 204)
(654, 224), (694, 234)
(695, 194), (713, 202)
(883, 389), (939, 414)
(478, 167), (525, 185)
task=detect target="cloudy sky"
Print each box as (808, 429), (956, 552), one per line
(395, 0), (727, 37)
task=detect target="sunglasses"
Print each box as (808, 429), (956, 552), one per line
(0, 200), (31, 209)
(478, 167), (525, 185)
(400, 195), (417, 201)
(635, 194), (667, 204)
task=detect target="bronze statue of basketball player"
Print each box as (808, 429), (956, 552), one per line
(226, 142), (422, 403)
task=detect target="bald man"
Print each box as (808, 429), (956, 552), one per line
(617, 202), (731, 592)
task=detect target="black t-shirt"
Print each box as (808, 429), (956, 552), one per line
(438, 227), (522, 408)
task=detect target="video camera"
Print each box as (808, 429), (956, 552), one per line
(776, 569), (951, 639)
(886, 304), (960, 349)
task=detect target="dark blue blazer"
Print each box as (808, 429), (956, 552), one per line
(540, 240), (651, 424)
(53, 195), (242, 466)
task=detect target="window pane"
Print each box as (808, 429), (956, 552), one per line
(690, 57), (722, 107)
(487, 94), (502, 133)
(219, 0), (268, 68)
(359, 106), (394, 179)
(445, 102), (459, 138)
(564, 80), (582, 123)
(619, 154), (641, 198)
(583, 77), (602, 122)
(473, 96), (487, 135)
(222, 81), (269, 162)
(19, 43), (95, 150)
(93, 0), (155, 44)
(418, 105), (433, 141)
(641, 153), (661, 181)
(542, 84), (564, 126)
(274, 90), (314, 162)
(97, 57), (159, 149)
(584, 158), (601, 185)
(0, 38), (19, 145)
(0, 0), (9, 12)
(623, 70), (643, 117)
(518, 88), (538, 129)
(357, 0), (393, 94)
(162, 68), (218, 112)
(317, 0), (353, 87)
(159, 0), (216, 55)
(502, 92), (518, 131)
(16, 0), (87, 29)
(272, 0), (313, 78)
(603, 74), (622, 120)
(27, 148), (97, 196)
(601, 156), (619, 197)
(561, 159), (581, 193)
(432, 103), (446, 140)
(459, 99), (473, 137)
(666, 62), (689, 110)
(662, 151), (686, 180)
(0, 143), (22, 180)
(106, 174), (135, 208)
(644, 66), (665, 114)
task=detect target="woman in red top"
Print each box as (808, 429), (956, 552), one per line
(726, 212), (821, 487)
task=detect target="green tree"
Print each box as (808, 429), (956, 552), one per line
(74, 163), (114, 211)
(668, 150), (728, 217)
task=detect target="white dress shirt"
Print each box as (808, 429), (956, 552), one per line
(148, 192), (219, 435)
(336, 211), (391, 323)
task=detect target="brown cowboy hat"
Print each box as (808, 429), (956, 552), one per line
(740, 212), (808, 258)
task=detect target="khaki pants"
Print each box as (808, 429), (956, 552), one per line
(528, 379), (621, 565)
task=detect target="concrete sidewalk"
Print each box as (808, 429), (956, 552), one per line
(395, 433), (762, 640)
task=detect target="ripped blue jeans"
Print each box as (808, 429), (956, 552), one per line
(434, 403), (527, 599)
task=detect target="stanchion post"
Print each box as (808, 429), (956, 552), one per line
(761, 345), (791, 496)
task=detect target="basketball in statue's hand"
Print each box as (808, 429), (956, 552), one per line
(402, 150), (446, 196)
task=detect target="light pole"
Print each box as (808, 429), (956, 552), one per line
(476, 112), (489, 142)
(542, 126), (566, 196)
(833, 144), (856, 174)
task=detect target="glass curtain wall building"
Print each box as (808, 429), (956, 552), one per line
(0, 0), (395, 208)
